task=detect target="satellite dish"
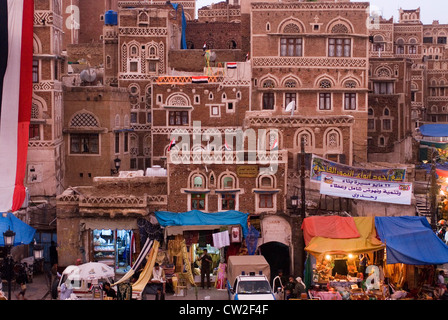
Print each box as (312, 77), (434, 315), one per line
(209, 51), (217, 62)
(80, 68), (97, 83)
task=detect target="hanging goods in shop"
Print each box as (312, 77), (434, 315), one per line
(132, 240), (160, 293)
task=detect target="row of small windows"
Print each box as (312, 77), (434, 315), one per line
(189, 192), (274, 211)
(267, 22), (350, 34)
(68, 131), (131, 155)
(279, 37), (351, 57)
(191, 174), (274, 192)
(261, 79), (357, 89)
(261, 92), (357, 111)
(368, 107), (393, 132)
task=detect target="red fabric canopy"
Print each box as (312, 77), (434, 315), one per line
(301, 216), (360, 246)
(436, 169), (448, 178)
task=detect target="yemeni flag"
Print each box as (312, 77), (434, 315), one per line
(191, 76), (208, 83)
(226, 62), (237, 69)
(0, 0), (34, 212)
(224, 140), (232, 151)
(167, 138), (176, 151)
(270, 139), (279, 151)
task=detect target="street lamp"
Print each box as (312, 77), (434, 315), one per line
(291, 195), (299, 209)
(111, 157), (121, 175)
(3, 229), (15, 247)
(3, 229), (15, 300)
(33, 243), (44, 261)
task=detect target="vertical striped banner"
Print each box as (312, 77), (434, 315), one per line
(0, 0), (34, 212)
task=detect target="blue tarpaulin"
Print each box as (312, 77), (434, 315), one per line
(375, 216), (448, 265)
(0, 212), (36, 246)
(170, 3), (187, 49)
(155, 210), (249, 237)
(419, 124), (448, 137)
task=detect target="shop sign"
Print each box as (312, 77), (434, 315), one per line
(310, 155), (407, 182)
(237, 165), (259, 178)
(320, 173), (413, 205)
(261, 216), (291, 246)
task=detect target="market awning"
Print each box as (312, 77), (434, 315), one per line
(375, 216), (448, 265)
(301, 215), (361, 246)
(418, 139), (448, 150)
(0, 212), (36, 246)
(419, 124), (448, 137)
(155, 209), (249, 237)
(304, 217), (384, 259)
(437, 169), (448, 178)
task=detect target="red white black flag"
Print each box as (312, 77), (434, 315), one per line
(0, 0), (34, 212)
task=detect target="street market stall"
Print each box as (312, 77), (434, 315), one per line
(150, 210), (250, 289)
(302, 216), (385, 300)
(375, 216), (448, 299)
(302, 215), (448, 300)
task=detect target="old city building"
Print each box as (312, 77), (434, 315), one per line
(29, 0), (65, 198)
(249, 0), (370, 167)
(423, 21), (448, 124)
(19, 1), (445, 276)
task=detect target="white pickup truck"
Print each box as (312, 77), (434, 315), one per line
(226, 255), (283, 300)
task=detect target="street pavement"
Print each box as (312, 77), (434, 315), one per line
(0, 272), (229, 301)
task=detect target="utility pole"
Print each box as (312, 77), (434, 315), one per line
(429, 148), (439, 230)
(300, 138), (306, 219)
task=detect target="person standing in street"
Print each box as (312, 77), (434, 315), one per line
(49, 241), (58, 267)
(15, 267), (28, 300)
(198, 249), (212, 289)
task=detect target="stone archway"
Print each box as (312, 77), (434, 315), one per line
(259, 241), (290, 282)
(259, 216), (292, 280)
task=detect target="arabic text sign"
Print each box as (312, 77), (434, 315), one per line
(310, 155), (406, 182)
(320, 173), (412, 205)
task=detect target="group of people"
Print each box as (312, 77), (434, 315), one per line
(274, 270), (307, 300)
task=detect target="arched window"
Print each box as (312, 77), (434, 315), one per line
(223, 176), (234, 189)
(284, 79), (297, 88)
(319, 79), (332, 89)
(345, 80), (357, 88)
(138, 11), (149, 25)
(260, 176), (273, 188)
(396, 39), (404, 54)
(193, 176), (204, 188)
(283, 23), (301, 34)
(298, 131), (312, 148)
(262, 79), (275, 110)
(148, 46), (157, 58)
(325, 129), (342, 151)
(376, 67), (391, 78)
(114, 114), (120, 127)
(263, 79), (275, 88)
(130, 133), (138, 156)
(331, 23), (349, 34)
(130, 45), (139, 57)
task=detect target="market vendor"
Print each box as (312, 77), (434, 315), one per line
(151, 263), (166, 292)
(93, 233), (106, 246)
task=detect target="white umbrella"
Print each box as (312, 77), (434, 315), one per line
(63, 262), (114, 281)
(78, 262), (115, 281)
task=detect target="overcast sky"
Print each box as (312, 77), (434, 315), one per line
(195, 0), (448, 24)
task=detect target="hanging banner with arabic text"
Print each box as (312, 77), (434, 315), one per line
(320, 173), (413, 205)
(310, 155), (407, 182)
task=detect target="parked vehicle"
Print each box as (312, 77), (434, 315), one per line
(226, 255), (282, 300)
